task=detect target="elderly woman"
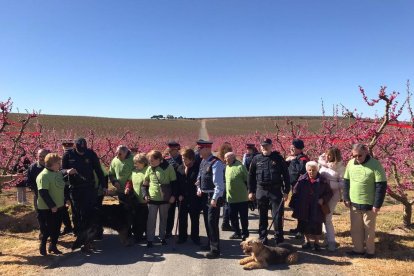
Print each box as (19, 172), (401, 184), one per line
(224, 152), (249, 241)
(318, 147), (345, 251)
(125, 153), (149, 242)
(36, 153), (72, 256)
(109, 145), (134, 199)
(142, 150), (177, 248)
(291, 161), (333, 251)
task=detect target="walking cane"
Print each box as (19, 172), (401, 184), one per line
(267, 198), (285, 232)
(172, 200), (181, 251)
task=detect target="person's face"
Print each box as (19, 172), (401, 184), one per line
(261, 144), (272, 155)
(224, 155), (234, 165)
(149, 156), (161, 168)
(37, 150), (48, 166)
(199, 147), (211, 159)
(182, 156), (194, 167)
(246, 148), (253, 154)
(352, 149), (368, 164)
(327, 152), (334, 162)
(290, 146), (302, 156)
(307, 166), (318, 179)
(169, 148), (179, 157)
(117, 149), (127, 161)
(50, 161), (61, 172)
(134, 161), (145, 170)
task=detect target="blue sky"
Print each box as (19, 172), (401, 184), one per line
(1, 0), (413, 119)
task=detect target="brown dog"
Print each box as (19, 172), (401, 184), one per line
(239, 238), (298, 270)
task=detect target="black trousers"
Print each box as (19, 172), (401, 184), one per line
(222, 203), (231, 225)
(61, 204), (72, 230)
(201, 193), (220, 253)
(257, 195), (284, 240)
(178, 198), (201, 241)
(132, 203), (148, 239)
(229, 201), (249, 236)
(166, 201), (177, 235)
(38, 207), (63, 245)
(70, 186), (96, 235)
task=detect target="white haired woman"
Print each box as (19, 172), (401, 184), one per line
(318, 147), (345, 251)
(290, 161), (333, 251)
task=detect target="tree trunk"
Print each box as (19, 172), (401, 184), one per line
(403, 202), (412, 227)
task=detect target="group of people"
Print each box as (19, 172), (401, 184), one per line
(22, 135), (387, 260)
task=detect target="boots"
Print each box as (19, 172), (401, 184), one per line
(39, 240), (47, 256)
(48, 244), (63, 255)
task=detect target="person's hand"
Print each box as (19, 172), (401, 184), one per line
(197, 189), (202, 197)
(179, 195), (184, 202)
(373, 207), (380, 214)
(210, 199), (217, 208)
(51, 207), (58, 213)
(283, 193), (289, 202)
(318, 198), (324, 205)
(113, 181), (121, 190)
(169, 196), (176, 204)
(248, 193), (256, 201)
(65, 200), (71, 207)
(285, 156), (295, 162)
(344, 201), (350, 208)
(144, 196), (149, 202)
(124, 188), (130, 195)
(67, 168), (77, 175)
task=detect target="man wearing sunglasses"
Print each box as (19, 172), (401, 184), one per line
(343, 144), (387, 259)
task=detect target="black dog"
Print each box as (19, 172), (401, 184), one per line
(72, 194), (138, 251)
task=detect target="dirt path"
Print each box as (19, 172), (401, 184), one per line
(199, 119), (210, 140)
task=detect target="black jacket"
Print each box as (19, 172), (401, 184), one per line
(25, 162), (45, 192)
(177, 163), (200, 199)
(62, 148), (106, 189)
(248, 151), (290, 197)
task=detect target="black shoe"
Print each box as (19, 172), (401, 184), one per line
(160, 239), (167, 245)
(147, 241), (153, 248)
(94, 233), (104, 241)
(205, 251), (220, 259)
(295, 232), (303, 240)
(346, 250), (365, 257)
(39, 242), (47, 256)
(364, 253), (375, 259)
(176, 238), (186, 244)
(48, 245), (63, 255)
(200, 244), (210, 251)
(312, 243), (321, 251)
(61, 227), (73, 236)
(191, 238), (201, 245)
(302, 242), (312, 249)
(229, 233), (242, 239)
(241, 234), (249, 241)
(289, 228), (299, 234)
(165, 232), (172, 239)
(221, 223), (232, 231)
(275, 235), (285, 245)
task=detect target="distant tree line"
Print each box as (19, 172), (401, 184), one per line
(150, 114), (196, 120)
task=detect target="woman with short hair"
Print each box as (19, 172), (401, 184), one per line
(125, 153), (150, 242)
(290, 161), (333, 251)
(142, 150), (177, 248)
(36, 153), (68, 256)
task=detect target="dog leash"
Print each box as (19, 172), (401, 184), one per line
(267, 198), (285, 232)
